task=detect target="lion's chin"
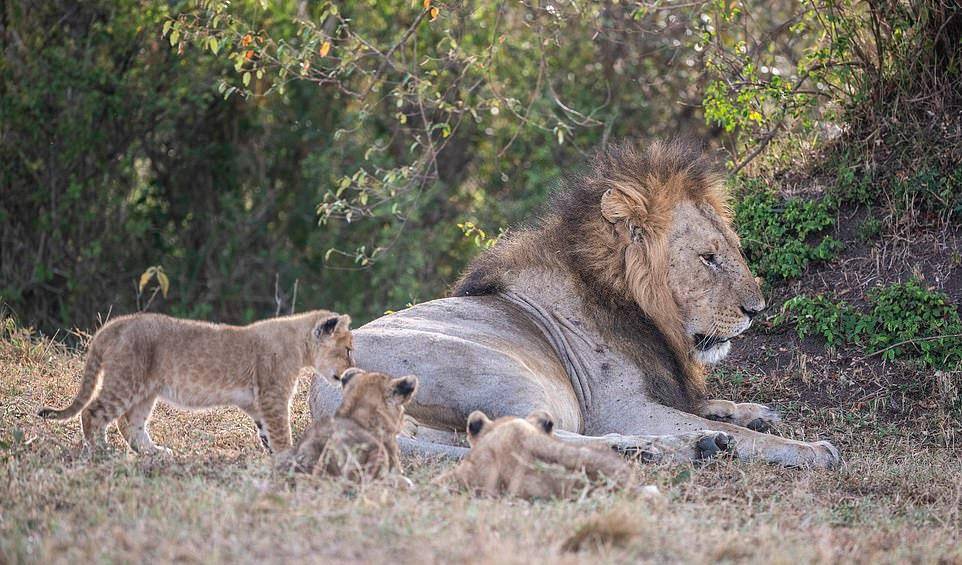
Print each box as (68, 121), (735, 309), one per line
(693, 340), (731, 365)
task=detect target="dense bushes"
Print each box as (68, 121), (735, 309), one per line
(733, 182), (840, 281)
(2, 0), (961, 342)
(1, 0), (722, 332)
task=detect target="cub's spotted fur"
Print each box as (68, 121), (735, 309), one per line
(277, 368), (417, 479)
(38, 311), (353, 455)
(442, 410), (630, 499)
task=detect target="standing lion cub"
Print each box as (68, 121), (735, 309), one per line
(38, 311), (353, 455)
(276, 368), (417, 480)
(441, 410), (630, 499)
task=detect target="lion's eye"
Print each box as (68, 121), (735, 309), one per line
(700, 253), (719, 268)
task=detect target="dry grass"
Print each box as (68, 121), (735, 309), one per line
(1, 323), (960, 564)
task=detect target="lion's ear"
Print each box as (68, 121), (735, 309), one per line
(335, 367), (364, 388)
(601, 189), (646, 243)
(600, 188), (631, 224)
(389, 375), (418, 405)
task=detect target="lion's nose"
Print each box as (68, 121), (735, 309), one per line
(741, 301), (766, 320)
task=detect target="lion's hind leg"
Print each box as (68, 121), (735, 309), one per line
(117, 394), (169, 455)
(80, 356), (148, 455)
(700, 399), (781, 432)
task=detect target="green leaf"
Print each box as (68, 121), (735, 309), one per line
(243, 72), (251, 87)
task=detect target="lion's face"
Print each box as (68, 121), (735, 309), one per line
(665, 201), (765, 364)
(601, 181), (764, 366)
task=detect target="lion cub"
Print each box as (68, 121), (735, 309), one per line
(443, 410), (630, 499)
(276, 368), (417, 479)
(38, 311), (353, 455)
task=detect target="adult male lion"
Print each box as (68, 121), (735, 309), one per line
(311, 140), (840, 468)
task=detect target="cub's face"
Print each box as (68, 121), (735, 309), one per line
(336, 368), (419, 428)
(465, 409), (555, 447)
(310, 314), (355, 378)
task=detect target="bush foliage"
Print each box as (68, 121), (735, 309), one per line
(783, 281), (962, 371)
(2, 0), (960, 336)
(733, 182), (840, 281)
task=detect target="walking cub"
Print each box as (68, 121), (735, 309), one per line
(276, 368), (417, 479)
(38, 311), (353, 455)
(442, 410), (630, 499)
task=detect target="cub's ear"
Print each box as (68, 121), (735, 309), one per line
(390, 375), (418, 404)
(466, 410), (492, 441)
(526, 410), (554, 434)
(313, 313), (351, 340)
(336, 367), (364, 388)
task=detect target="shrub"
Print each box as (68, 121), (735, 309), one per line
(734, 183), (841, 281)
(782, 280), (962, 371)
(781, 295), (861, 348)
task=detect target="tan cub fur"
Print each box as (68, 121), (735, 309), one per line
(276, 368), (417, 479)
(443, 410), (630, 499)
(38, 311), (353, 455)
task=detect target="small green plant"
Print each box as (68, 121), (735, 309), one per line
(782, 280), (962, 371)
(864, 281), (962, 367)
(830, 151), (875, 205)
(734, 182), (841, 281)
(856, 216), (882, 242)
(781, 294), (861, 347)
(890, 166), (962, 222)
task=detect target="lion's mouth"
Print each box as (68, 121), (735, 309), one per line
(693, 334), (731, 351)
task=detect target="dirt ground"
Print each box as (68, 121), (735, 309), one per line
(1, 319), (959, 564)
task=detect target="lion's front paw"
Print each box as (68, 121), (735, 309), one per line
(743, 404), (781, 432)
(811, 440), (841, 469)
(603, 433), (660, 463)
(702, 400), (781, 432)
(694, 430), (735, 460)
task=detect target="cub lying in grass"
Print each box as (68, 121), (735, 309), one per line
(38, 311), (353, 455)
(276, 368), (417, 479)
(442, 410), (630, 499)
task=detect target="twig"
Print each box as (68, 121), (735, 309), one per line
(290, 279), (299, 315)
(274, 273), (283, 317)
(865, 334), (962, 359)
(731, 122), (782, 175)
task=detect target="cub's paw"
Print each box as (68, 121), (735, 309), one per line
(694, 431), (735, 460)
(146, 445), (174, 457)
(130, 445), (173, 458)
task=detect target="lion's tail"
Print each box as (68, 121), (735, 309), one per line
(38, 344), (103, 420)
(37, 321), (122, 420)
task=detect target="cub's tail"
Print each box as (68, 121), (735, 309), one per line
(38, 344), (104, 420)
